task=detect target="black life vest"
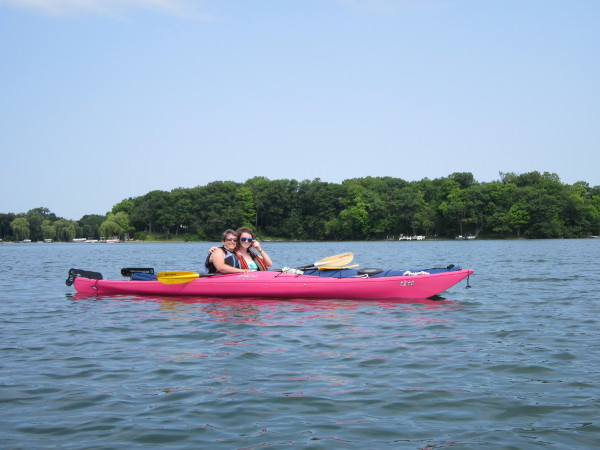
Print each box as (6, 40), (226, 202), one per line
(205, 247), (241, 273)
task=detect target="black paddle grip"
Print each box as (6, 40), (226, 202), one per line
(66, 268), (103, 286)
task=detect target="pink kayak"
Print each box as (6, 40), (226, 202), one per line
(71, 268), (474, 300)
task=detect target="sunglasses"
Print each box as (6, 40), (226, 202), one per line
(239, 237), (254, 243)
(224, 238), (237, 242)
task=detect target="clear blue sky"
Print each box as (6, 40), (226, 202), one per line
(1, 0), (598, 220)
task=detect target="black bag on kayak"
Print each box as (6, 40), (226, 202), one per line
(121, 267), (154, 277)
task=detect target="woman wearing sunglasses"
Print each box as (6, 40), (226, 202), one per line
(235, 227), (273, 271)
(205, 229), (250, 274)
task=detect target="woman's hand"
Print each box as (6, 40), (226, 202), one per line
(251, 240), (272, 268)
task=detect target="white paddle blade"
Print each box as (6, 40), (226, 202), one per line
(313, 252), (354, 268)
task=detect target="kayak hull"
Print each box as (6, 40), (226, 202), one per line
(73, 269), (474, 300)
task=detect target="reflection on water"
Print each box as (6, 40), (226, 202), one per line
(70, 292), (459, 324)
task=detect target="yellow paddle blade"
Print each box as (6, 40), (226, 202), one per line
(318, 264), (359, 270)
(314, 252), (354, 268)
(157, 271), (200, 284)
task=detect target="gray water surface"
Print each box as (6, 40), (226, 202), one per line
(1, 240), (599, 449)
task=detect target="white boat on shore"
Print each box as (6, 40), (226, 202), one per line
(99, 237), (120, 243)
(399, 235), (426, 241)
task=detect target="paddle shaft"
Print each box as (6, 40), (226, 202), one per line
(157, 252), (355, 284)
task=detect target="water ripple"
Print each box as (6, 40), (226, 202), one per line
(1, 240), (600, 448)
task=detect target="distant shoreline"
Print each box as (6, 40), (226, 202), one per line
(2, 236), (599, 244)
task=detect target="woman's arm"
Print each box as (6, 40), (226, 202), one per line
(211, 249), (248, 274)
(253, 241), (273, 268)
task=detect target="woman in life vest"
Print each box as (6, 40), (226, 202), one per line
(235, 227), (273, 271)
(205, 229), (252, 274)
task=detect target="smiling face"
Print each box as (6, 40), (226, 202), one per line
(222, 233), (237, 252)
(238, 231), (254, 250)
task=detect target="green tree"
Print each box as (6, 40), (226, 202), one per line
(562, 188), (591, 237)
(245, 176), (270, 229)
(54, 219), (77, 242)
(486, 182), (518, 236)
(257, 179), (299, 237)
(200, 181), (244, 239)
(112, 199), (135, 215)
(413, 203), (437, 236)
(130, 190), (171, 235)
(438, 185), (468, 236)
(297, 179), (345, 239)
(518, 188), (564, 238)
(26, 207), (56, 241)
(588, 199), (600, 236)
(0, 213), (17, 240)
(449, 172), (476, 189)
(170, 188), (195, 236)
(79, 214), (106, 239)
(10, 217), (30, 241)
(235, 186), (256, 228)
(394, 186), (424, 236)
(92, 172), (599, 241)
(461, 183), (500, 238)
(343, 178), (394, 238)
(100, 212), (131, 238)
(112, 212), (132, 233)
(507, 201), (530, 236)
(41, 220), (56, 240)
(338, 200), (369, 239)
(99, 219), (124, 238)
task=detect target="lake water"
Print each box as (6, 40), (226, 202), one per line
(1, 239), (599, 449)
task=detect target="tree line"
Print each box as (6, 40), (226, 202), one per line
(2, 172), (599, 242)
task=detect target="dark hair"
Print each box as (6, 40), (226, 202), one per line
(235, 227), (256, 252)
(221, 229), (236, 241)
(236, 227), (255, 239)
